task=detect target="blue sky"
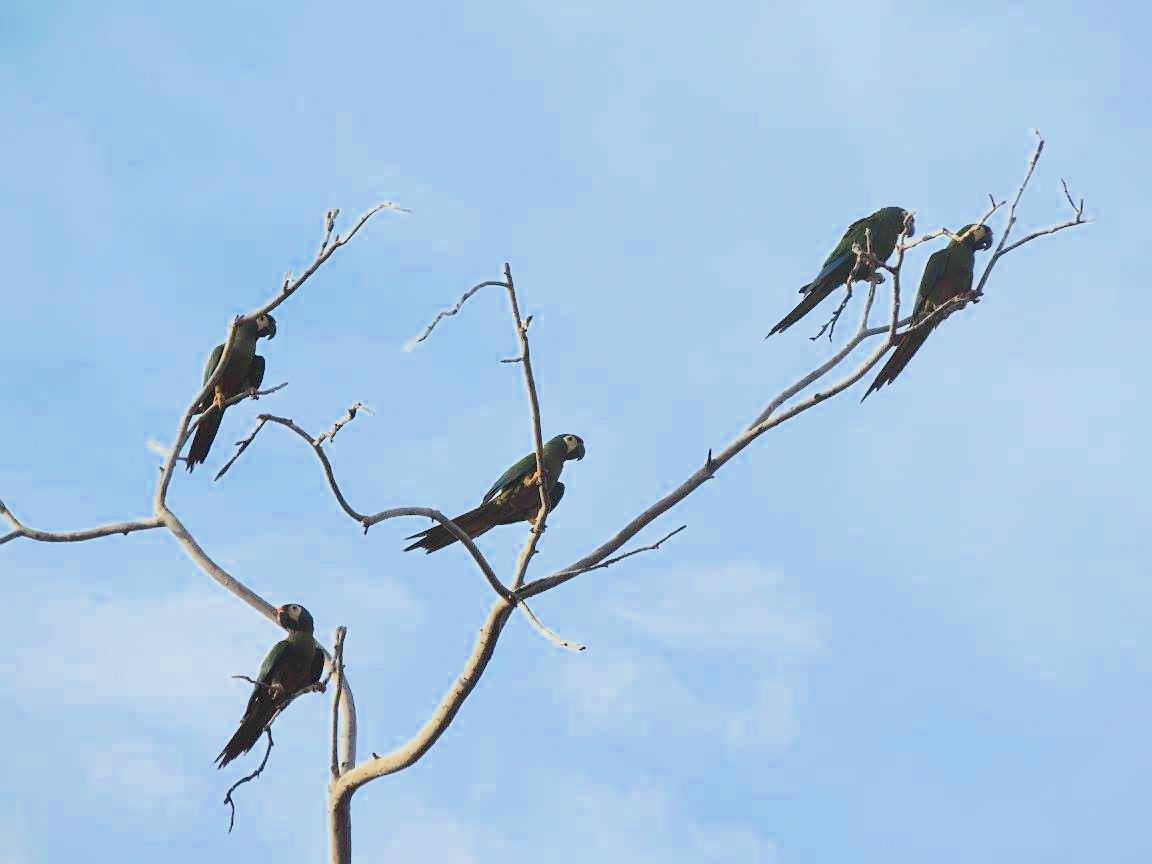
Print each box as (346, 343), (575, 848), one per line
(1, 1), (1149, 862)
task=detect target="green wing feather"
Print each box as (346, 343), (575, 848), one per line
(202, 343), (226, 385)
(913, 248), (950, 315)
(256, 639), (291, 684)
(482, 452), (538, 503)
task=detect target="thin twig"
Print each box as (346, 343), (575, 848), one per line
(213, 418), (270, 482)
(520, 601), (586, 652)
(503, 264), (551, 593)
(215, 411), (511, 601)
(544, 525), (687, 581)
(404, 280), (508, 349)
(811, 228), (872, 342)
(223, 729), (274, 834)
(315, 402), (374, 447)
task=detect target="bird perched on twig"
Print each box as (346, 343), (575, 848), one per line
(404, 433), (586, 554)
(216, 603), (324, 769)
(862, 224), (994, 400)
(768, 206), (915, 337)
(187, 313), (277, 472)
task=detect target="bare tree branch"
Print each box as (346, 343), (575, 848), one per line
(972, 130), (1090, 299)
(254, 202), (409, 320)
(216, 411), (511, 602)
(330, 599), (514, 803)
(330, 626), (348, 781)
(404, 280), (509, 349)
(519, 602), (586, 652)
(0, 501), (162, 547)
(315, 402), (375, 447)
(545, 524), (688, 582)
(223, 729), (274, 833)
(502, 263), (551, 593)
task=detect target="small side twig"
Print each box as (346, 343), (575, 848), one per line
(544, 524), (688, 581)
(520, 601), (586, 652)
(223, 729), (274, 834)
(314, 402), (374, 447)
(811, 228), (872, 342)
(404, 280), (509, 349)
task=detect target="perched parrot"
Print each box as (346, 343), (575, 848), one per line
(768, 206), (915, 337)
(186, 313), (277, 472)
(862, 224), (994, 400)
(404, 433), (586, 554)
(216, 603), (324, 769)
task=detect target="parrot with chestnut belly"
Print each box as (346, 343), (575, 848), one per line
(186, 313), (277, 472)
(862, 224), (994, 400)
(404, 433), (586, 554)
(215, 602), (324, 769)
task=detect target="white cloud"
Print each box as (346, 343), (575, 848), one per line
(547, 648), (803, 755)
(609, 562), (825, 654)
(2, 572), (419, 729)
(351, 778), (776, 864)
(80, 739), (205, 821)
(540, 562), (821, 755)
(562, 777), (778, 863)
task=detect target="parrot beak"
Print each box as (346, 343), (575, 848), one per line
(976, 227), (994, 251)
(572, 440), (586, 461)
(262, 315), (278, 340)
(275, 605), (289, 626)
(904, 215), (916, 237)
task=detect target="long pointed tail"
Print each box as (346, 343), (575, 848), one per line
(216, 690), (276, 769)
(767, 284), (834, 337)
(862, 324), (934, 401)
(403, 504), (498, 554)
(187, 406), (224, 471)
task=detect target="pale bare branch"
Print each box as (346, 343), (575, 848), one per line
(520, 602), (586, 652)
(0, 501), (162, 547)
(217, 411), (511, 602)
(404, 280), (509, 349)
(330, 599), (514, 800)
(544, 524), (687, 582)
(502, 263), (551, 593)
(330, 626), (348, 781)
(315, 402), (375, 447)
(223, 729), (274, 833)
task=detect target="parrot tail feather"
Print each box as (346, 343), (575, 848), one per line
(187, 406), (224, 472)
(767, 284), (834, 337)
(862, 323), (934, 401)
(403, 505), (496, 554)
(216, 690), (276, 769)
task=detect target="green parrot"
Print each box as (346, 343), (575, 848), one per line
(216, 602), (324, 769)
(404, 433), (586, 554)
(768, 206), (915, 337)
(186, 313), (277, 472)
(862, 224), (994, 400)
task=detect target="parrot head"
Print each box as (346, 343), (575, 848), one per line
(957, 224), (994, 251)
(256, 313), (277, 340)
(276, 603), (315, 633)
(561, 434), (586, 461)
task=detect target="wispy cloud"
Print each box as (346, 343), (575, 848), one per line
(352, 777), (777, 864)
(608, 562), (825, 655)
(538, 562), (821, 753)
(80, 739), (206, 821)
